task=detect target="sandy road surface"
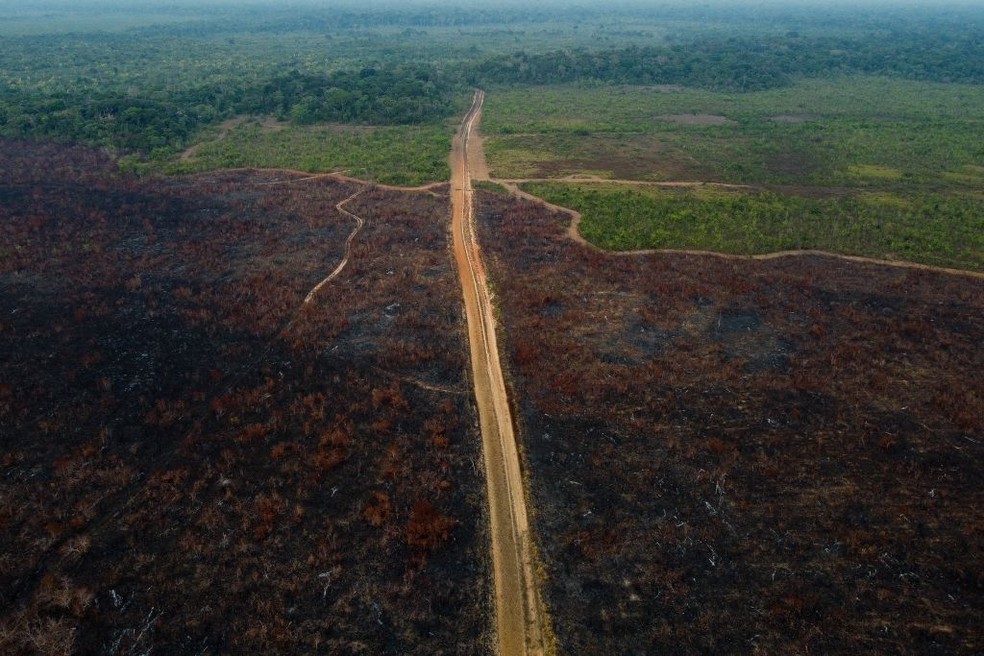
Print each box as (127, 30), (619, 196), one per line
(452, 92), (552, 656)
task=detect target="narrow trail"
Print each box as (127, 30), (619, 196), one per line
(303, 187), (366, 304)
(197, 167), (447, 196)
(452, 91), (553, 656)
(179, 116), (248, 161)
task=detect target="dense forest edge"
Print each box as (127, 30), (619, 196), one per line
(1, 3), (982, 166)
(468, 33), (984, 91)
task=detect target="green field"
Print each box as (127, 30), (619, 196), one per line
(522, 182), (984, 271)
(483, 78), (984, 189)
(165, 120), (454, 185)
(488, 77), (984, 269)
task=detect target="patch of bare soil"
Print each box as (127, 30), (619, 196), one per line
(0, 141), (490, 654)
(522, 135), (705, 181)
(477, 190), (984, 655)
(657, 114), (735, 126)
(533, 156), (665, 181)
(769, 114), (818, 123)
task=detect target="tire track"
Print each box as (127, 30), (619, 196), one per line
(452, 91), (553, 656)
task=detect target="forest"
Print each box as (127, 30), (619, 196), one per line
(469, 33), (984, 91)
(1, 2), (982, 163)
(0, 65), (456, 155)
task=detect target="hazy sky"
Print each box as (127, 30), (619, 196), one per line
(0, 0), (978, 5)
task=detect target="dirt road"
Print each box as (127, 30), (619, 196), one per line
(452, 92), (552, 656)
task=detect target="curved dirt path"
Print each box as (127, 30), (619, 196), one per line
(303, 187), (367, 304)
(452, 92), (553, 656)
(193, 167), (448, 196)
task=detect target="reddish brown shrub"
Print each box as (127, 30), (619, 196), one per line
(405, 500), (455, 552)
(364, 492), (392, 527)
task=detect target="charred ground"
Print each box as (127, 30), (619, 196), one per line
(0, 141), (489, 654)
(477, 190), (983, 655)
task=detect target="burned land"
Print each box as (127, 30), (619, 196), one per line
(0, 141), (490, 654)
(477, 191), (983, 655)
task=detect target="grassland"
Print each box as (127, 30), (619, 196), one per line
(484, 77), (984, 269)
(522, 183), (984, 271)
(167, 120), (455, 185)
(483, 78), (984, 188)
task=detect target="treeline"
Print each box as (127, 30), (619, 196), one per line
(241, 67), (452, 125)
(55, 2), (984, 40)
(2, 26), (981, 158)
(0, 93), (210, 156)
(126, 6), (614, 36)
(0, 65), (455, 155)
(469, 32), (984, 91)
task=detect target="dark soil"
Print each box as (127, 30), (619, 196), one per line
(478, 190), (983, 655)
(0, 141), (490, 655)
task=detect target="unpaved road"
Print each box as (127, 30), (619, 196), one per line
(452, 91), (552, 656)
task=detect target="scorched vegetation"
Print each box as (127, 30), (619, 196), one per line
(477, 189), (983, 655)
(0, 142), (490, 654)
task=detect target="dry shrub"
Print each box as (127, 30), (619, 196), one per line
(364, 492), (392, 527)
(405, 500), (455, 552)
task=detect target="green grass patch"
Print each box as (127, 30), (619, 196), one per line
(944, 164), (984, 185)
(849, 165), (903, 181)
(164, 120), (453, 186)
(483, 140), (564, 178)
(483, 78), (984, 188)
(473, 180), (509, 194)
(522, 182), (984, 271)
(858, 192), (913, 210)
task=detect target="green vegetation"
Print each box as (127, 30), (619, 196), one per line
(483, 78), (984, 188)
(0, 64), (457, 157)
(167, 120), (453, 185)
(243, 67), (455, 125)
(470, 32), (984, 91)
(492, 73), (984, 270)
(1, 2), (981, 199)
(522, 183), (984, 271)
(473, 180), (509, 194)
(0, 5), (478, 175)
